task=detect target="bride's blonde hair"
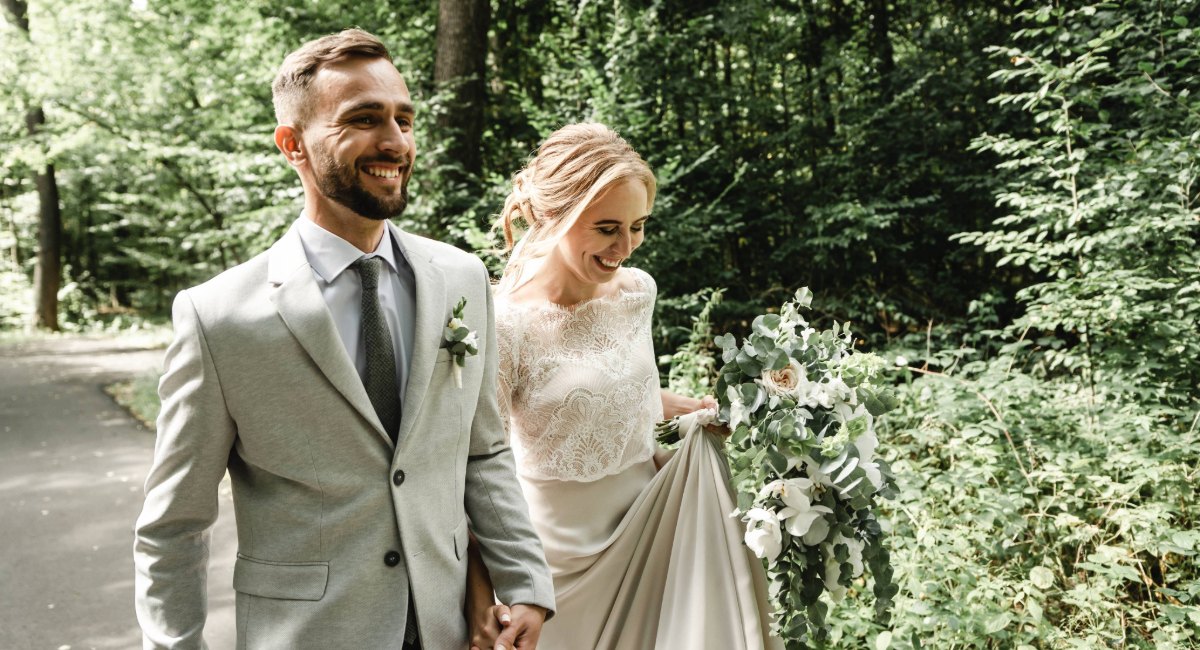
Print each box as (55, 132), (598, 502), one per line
(491, 123), (656, 294)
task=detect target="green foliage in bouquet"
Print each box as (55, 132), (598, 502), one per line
(712, 288), (901, 647)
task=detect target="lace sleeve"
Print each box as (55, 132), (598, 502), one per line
(496, 310), (517, 444)
(629, 266), (657, 299)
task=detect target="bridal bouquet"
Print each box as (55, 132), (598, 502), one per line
(659, 288), (900, 646)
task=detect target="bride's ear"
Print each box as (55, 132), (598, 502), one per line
(274, 125), (306, 167)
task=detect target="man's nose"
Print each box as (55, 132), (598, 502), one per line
(377, 118), (409, 157)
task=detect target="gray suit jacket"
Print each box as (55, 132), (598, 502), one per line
(133, 221), (554, 650)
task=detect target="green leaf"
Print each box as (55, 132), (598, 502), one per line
(764, 446), (788, 474)
(862, 388), (900, 417)
(983, 612), (1012, 634)
(794, 287), (812, 307)
(765, 347), (789, 371)
(1175, 16), (1188, 27)
(737, 491), (754, 513)
(1030, 567), (1055, 590)
(807, 600), (828, 627)
(736, 350), (763, 377)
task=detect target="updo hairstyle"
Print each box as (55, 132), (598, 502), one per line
(492, 123), (656, 294)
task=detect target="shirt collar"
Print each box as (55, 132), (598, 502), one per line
(296, 212), (400, 283)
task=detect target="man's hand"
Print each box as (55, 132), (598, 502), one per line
(484, 603), (547, 650)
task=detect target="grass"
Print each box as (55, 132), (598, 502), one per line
(105, 372), (163, 431)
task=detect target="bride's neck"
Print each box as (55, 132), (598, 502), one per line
(520, 256), (600, 307)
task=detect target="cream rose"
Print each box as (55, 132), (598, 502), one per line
(760, 359), (803, 397)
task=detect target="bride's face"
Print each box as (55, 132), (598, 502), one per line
(553, 178), (649, 285)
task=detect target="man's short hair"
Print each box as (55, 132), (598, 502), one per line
(272, 29), (393, 128)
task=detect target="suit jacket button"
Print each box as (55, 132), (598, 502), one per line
(384, 550), (401, 567)
(393, 469), (405, 486)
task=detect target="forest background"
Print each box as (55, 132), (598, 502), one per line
(2, 0), (1199, 647)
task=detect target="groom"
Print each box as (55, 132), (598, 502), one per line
(133, 29), (554, 649)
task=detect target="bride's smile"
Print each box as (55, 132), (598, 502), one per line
(564, 178), (648, 285)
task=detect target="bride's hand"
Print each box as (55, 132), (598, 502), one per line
(698, 395), (731, 437)
(469, 603), (509, 650)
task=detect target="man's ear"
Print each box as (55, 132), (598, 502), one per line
(274, 125), (306, 167)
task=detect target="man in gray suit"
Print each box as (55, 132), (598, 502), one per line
(133, 29), (554, 650)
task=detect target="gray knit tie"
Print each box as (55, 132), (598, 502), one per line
(351, 257), (400, 444)
(351, 257), (417, 644)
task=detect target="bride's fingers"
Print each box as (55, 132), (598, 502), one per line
(492, 603), (513, 627)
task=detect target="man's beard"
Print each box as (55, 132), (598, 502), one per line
(310, 144), (410, 221)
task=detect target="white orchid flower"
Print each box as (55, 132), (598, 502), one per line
(853, 430), (883, 490)
(813, 385), (834, 409)
(828, 377), (854, 403)
(778, 495), (834, 542)
(727, 386), (751, 429)
(823, 557), (848, 603)
(744, 508), (784, 565)
(447, 317), (464, 333)
(822, 533), (865, 578)
(793, 369), (824, 409)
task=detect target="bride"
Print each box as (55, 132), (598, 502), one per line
(470, 123), (781, 650)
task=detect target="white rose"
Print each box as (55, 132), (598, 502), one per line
(759, 360), (803, 397)
(744, 508), (784, 565)
(448, 317), (464, 332)
(462, 331), (479, 349)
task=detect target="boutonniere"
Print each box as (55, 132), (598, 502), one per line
(444, 297), (479, 389)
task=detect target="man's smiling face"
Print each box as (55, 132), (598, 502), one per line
(302, 56), (416, 220)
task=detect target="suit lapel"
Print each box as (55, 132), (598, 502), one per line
(393, 225), (446, 449)
(267, 224), (392, 449)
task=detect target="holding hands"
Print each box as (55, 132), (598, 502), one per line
(470, 603), (547, 650)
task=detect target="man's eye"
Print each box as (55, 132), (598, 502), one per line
(397, 118), (412, 128)
(355, 116), (374, 124)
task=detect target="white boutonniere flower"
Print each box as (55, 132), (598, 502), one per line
(444, 297), (479, 389)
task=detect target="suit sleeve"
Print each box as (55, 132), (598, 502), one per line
(133, 290), (237, 649)
(463, 261), (557, 616)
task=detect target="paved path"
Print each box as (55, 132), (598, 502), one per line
(0, 337), (236, 650)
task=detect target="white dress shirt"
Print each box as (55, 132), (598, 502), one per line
(296, 214), (417, 409)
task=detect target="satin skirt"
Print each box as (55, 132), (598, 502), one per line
(518, 429), (784, 650)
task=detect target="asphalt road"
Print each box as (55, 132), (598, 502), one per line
(0, 337), (236, 650)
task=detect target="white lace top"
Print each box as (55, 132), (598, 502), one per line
(495, 268), (663, 483)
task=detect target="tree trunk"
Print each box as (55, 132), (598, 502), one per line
(6, 202), (19, 273)
(4, 0), (62, 330)
(870, 0), (895, 102)
(434, 0), (490, 181)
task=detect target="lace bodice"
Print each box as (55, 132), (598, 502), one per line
(495, 268), (663, 482)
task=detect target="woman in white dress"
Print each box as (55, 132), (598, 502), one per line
(473, 123), (781, 650)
